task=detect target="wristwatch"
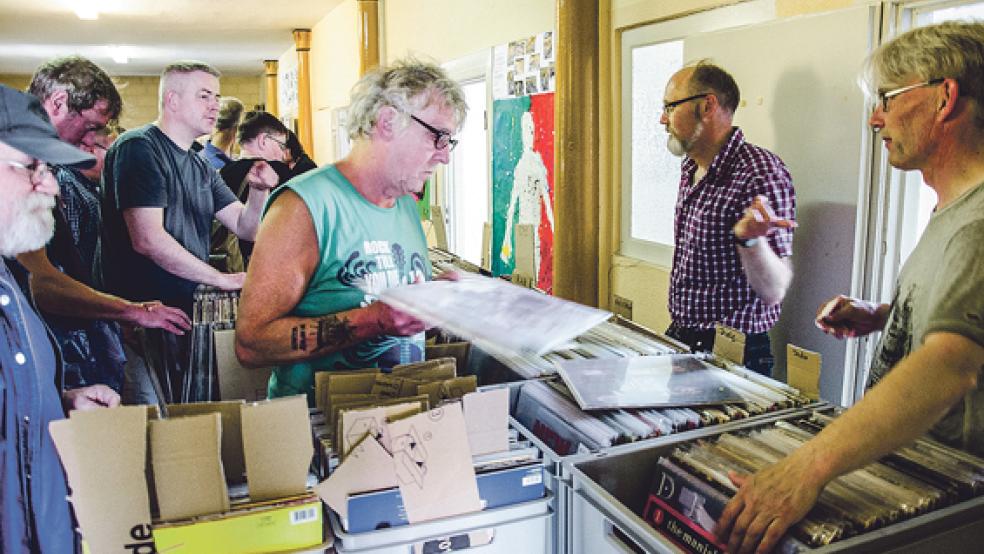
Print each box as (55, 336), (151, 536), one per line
(733, 230), (759, 248)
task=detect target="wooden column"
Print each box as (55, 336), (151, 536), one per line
(357, 0), (380, 75)
(293, 29), (314, 155)
(264, 60), (279, 117)
(553, 0), (600, 306)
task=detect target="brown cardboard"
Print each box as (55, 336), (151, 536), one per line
(333, 395), (430, 450)
(390, 357), (457, 378)
(321, 370), (380, 417)
(417, 375), (478, 406)
(370, 373), (417, 398)
(787, 344), (822, 400)
(315, 436), (398, 520)
(337, 401), (424, 458)
(426, 342), (471, 374)
(713, 324), (747, 365)
(150, 413), (231, 520)
(462, 388), (510, 456)
(388, 403), (482, 523)
(240, 395), (313, 501)
(214, 328), (272, 402)
(48, 406), (152, 554)
(168, 401), (246, 484)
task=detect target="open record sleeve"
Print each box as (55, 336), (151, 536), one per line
(376, 273), (611, 356)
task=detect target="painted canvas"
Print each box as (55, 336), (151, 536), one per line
(491, 92), (555, 293)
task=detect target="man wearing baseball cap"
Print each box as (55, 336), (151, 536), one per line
(0, 84), (120, 553)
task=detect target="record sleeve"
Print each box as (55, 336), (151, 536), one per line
(555, 354), (747, 410)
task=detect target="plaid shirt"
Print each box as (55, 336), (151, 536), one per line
(669, 128), (795, 334)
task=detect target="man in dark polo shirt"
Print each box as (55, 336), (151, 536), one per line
(660, 60), (796, 376)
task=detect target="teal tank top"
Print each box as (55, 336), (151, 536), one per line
(263, 165), (431, 402)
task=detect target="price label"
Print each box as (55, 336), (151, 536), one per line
(713, 324), (746, 365)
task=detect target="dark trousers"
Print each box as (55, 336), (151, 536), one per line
(665, 323), (774, 377)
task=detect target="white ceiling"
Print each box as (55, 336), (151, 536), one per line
(0, 0), (344, 76)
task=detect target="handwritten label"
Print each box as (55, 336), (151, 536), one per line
(786, 344), (821, 400)
(713, 325), (746, 365)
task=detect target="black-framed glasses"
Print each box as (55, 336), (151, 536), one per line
(2, 159), (51, 186)
(662, 93), (710, 115)
(265, 133), (288, 151)
(410, 114), (458, 151)
(877, 78), (945, 112)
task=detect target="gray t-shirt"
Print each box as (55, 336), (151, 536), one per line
(868, 182), (984, 455)
(102, 124), (238, 313)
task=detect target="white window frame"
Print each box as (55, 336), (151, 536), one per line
(619, 0), (776, 268)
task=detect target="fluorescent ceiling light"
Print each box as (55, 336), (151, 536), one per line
(74, 2), (99, 20)
(109, 45), (129, 64)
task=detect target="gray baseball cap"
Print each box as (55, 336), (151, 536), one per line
(0, 84), (95, 168)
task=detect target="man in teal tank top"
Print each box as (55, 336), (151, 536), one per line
(235, 58), (467, 404)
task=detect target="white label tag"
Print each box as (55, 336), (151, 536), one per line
(522, 473), (543, 487)
(290, 506), (319, 525)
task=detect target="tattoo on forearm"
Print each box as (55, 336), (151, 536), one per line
(289, 316), (356, 352)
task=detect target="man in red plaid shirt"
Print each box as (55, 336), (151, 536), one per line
(660, 61), (797, 376)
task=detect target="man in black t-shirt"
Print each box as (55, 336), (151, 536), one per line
(101, 61), (278, 402)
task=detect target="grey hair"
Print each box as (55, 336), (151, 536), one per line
(346, 57), (467, 140)
(862, 20), (984, 128)
(158, 60), (221, 110)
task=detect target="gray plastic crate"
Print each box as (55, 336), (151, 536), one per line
(330, 494), (553, 553)
(569, 410), (984, 553)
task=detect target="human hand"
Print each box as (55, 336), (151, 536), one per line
(127, 301), (192, 335)
(247, 160), (279, 191)
(217, 272), (247, 291)
(372, 302), (428, 336)
(62, 385), (121, 412)
(717, 454), (822, 554)
(733, 195), (797, 241)
(815, 295), (888, 338)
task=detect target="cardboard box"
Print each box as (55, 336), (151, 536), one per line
(215, 328), (272, 402)
(50, 396), (320, 554)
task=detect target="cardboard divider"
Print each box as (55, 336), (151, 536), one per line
(168, 400), (246, 484)
(241, 395), (313, 501)
(48, 406), (153, 554)
(150, 413), (230, 520)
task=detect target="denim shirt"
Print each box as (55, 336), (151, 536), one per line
(0, 259), (76, 553)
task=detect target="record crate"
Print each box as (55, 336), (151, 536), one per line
(568, 408), (984, 553)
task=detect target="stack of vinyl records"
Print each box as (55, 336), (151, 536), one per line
(428, 247), (487, 276)
(490, 319), (681, 379)
(649, 411), (984, 550)
(514, 367), (808, 454)
(186, 285), (240, 402)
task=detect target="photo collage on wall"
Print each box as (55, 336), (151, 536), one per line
(493, 31), (555, 99)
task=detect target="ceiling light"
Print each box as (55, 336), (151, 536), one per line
(109, 46), (129, 64)
(74, 2), (99, 20)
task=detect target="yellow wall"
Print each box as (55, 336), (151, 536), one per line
(383, 0), (555, 63)
(309, 0), (361, 165)
(1, 73), (262, 132)
(303, 0), (555, 166)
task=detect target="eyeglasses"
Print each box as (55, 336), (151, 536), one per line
(2, 159), (51, 186)
(877, 78), (945, 112)
(662, 93), (710, 115)
(410, 114), (458, 151)
(265, 133), (288, 151)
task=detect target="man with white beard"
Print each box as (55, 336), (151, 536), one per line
(659, 61), (797, 376)
(0, 84), (120, 553)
